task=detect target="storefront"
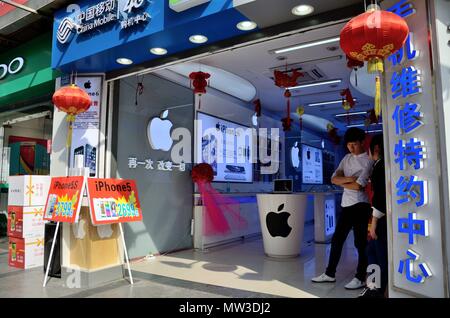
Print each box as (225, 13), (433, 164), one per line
(0, 33), (58, 234)
(49, 0), (450, 297)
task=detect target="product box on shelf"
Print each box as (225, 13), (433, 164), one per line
(7, 206), (45, 239)
(8, 175), (51, 206)
(8, 236), (44, 269)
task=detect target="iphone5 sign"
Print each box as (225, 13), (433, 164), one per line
(87, 178), (142, 225)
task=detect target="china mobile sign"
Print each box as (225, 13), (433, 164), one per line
(383, 0), (446, 297)
(57, 0), (151, 45)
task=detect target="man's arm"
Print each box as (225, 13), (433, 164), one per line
(331, 170), (357, 186)
(341, 181), (364, 191)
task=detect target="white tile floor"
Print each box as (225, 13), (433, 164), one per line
(131, 224), (363, 298)
(0, 224), (364, 298)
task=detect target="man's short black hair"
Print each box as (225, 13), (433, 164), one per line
(370, 134), (384, 157)
(344, 127), (366, 144)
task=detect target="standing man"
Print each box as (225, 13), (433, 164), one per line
(359, 134), (388, 298)
(312, 127), (373, 290)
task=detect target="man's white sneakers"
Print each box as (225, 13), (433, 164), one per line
(344, 278), (366, 290)
(311, 273), (336, 283)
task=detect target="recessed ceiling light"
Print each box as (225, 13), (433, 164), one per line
(189, 34), (208, 44)
(116, 58), (133, 65)
(237, 20), (257, 31)
(289, 79), (342, 90)
(292, 4), (314, 16)
(271, 37), (340, 54)
(150, 47), (168, 55)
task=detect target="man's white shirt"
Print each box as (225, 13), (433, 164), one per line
(332, 152), (374, 207)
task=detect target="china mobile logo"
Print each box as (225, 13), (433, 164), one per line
(147, 116), (280, 175)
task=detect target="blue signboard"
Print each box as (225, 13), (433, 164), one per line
(52, 0), (255, 73)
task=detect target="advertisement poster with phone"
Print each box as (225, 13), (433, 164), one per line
(197, 112), (252, 183)
(43, 176), (86, 223)
(86, 178), (143, 225)
(68, 75), (103, 177)
(302, 145), (323, 184)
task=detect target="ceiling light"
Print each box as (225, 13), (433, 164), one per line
(292, 4), (314, 16)
(271, 37), (340, 54)
(237, 21), (257, 31)
(335, 111), (367, 117)
(308, 98), (357, 107)
(150, 47), (168, 55)
(367, 129), (383, 133)
(116, 58), (133, 65)
(347, 123), (382, 128)
(189, 34), (208, 44)
(289, 79), (342, 90)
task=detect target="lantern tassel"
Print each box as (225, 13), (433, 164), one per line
(375, 76), (381, 119)
(368, 57), (384, 74)
(66, 114), (75, 148)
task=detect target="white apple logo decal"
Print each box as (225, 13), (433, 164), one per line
(291, 142), (300, 168)
(147, 109), (173, 151)
(72, 219), (86, 239)
(97, 224), (113, 238)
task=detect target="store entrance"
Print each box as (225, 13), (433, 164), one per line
(0, 106), (53, 237)
(113, 20), (383, 297)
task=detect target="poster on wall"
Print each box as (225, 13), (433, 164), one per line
(302, 145), (323, 184)
(67, 75), (103, 177)
(86, 178), (143, 225)
(196, 112), (253, 183)
(43, 176), (86, 223)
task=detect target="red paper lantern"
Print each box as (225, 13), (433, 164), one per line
(189, 71), (210, 109)
(340, 7), (409, 118)
(52, 84), (92, 147)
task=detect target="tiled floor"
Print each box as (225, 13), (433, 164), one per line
(0, 224), (363, 298)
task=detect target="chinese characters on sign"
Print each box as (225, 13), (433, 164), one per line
(388, 0), (432, 285)
(128, 157), (186, 172)
(57, 0), (151, 44)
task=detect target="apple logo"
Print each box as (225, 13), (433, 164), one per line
(97, 224), (113, 238)
(84, 80), (91, 89)
(147, 109), (173, 151)
(72, 219), (86, 239)
(266, 203), (292, 238)
(291, 141), (300, 168)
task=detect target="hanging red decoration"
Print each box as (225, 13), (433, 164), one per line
(346, 55), (364, 87)
(327, 123), (341, 145)
(191, 163), (247, 236)
(340, 7), (409, 118)
(52, 84), (92, 147)
(253, 99), (262, 117)
(340, 88), (355, 125)
(273, 69), (303, 132)
(189, 71), (211, 109)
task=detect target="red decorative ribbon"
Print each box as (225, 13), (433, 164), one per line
(192, 163), (247, 236)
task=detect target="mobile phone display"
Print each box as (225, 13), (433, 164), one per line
(10, 212), (16, 231)
(45, 194), (58, 219)
(85, 144), (97, 177)
(11, 242), (16, 261)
